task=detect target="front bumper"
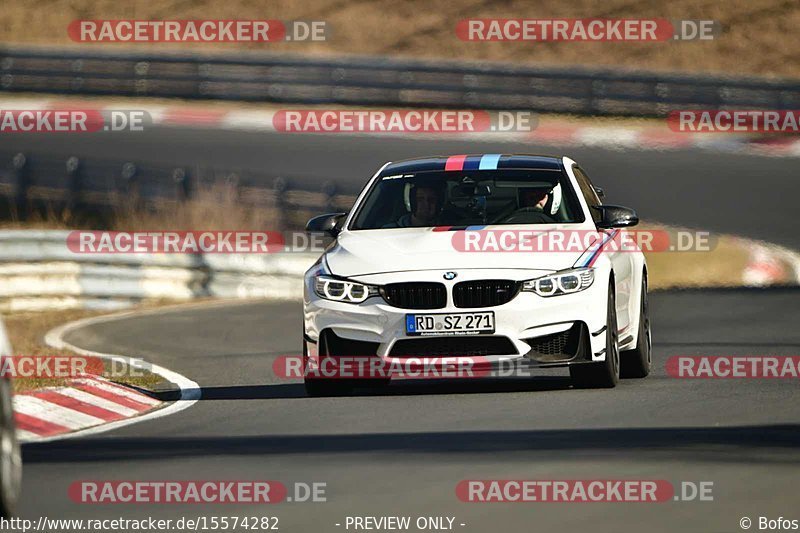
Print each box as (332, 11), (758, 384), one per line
(303, 269), (610, 370)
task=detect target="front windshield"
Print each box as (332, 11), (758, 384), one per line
(350, 168), (585, 230)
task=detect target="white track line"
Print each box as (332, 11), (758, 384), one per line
(31, 309), (202, 443)
(52, 387), (140, 417)
(13, 396), (105, 429)
(72, 377), (161, 406)
(15, 429), (39, 440)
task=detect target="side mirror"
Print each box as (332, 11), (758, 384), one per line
(593, 186), (605, 199)
(593, 205), (639, 229)
(306, 213), (347, 237)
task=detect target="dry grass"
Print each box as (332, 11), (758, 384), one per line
(4, 309), (165, 393)
(113, 182), (279, 231)
(2, 0), (800, 78)
(643, 230), (751, 290)
(0, 182), (279, 231)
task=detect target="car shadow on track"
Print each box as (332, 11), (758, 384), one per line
(156, 376), (576, 401)
(22, 424), (800, 464)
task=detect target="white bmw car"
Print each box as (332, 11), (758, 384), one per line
(302, 154), (651, 395)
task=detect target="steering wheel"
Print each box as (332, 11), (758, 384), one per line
(501, 207), (557, 224)
(487, 200), (519, 224)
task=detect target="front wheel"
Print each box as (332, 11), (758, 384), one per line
(570, 281), (620, 389)
(620, 274), (651, 379)
(302, 333), (355, 397)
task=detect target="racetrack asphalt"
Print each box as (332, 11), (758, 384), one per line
(14, 128), (800, 532)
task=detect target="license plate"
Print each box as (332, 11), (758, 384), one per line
(406, 312), (495, 336)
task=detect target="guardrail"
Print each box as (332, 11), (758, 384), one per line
(0, 148), (357, 228)
(2, 45), (800, 117)
(2, 46), (799, 223)
(0, 230), (317, 311)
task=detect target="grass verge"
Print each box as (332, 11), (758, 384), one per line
(643, 229), (750, 290)
(4, 309), (166, 393)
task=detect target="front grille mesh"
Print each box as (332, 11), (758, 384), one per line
(389, 336), (517, 357)
(523, 323), (585, 362)
(380, 282), (446, 309)
(321, 329), (380, 357)
(453, 280), (520, 308)
(525, 330), (571, 356)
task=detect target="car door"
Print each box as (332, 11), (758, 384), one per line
(572, 164), (634, 332)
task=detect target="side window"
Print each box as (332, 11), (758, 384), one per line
(572, 165), (602, 223)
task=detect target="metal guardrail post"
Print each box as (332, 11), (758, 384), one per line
(273, 176), (288, 231)
(11, 153), (28, 221)
(121, 162), (139, 211)
(65, 156), (80, 212)
(173, 168), (190, 201)
(589, 80), (604, 114)
(322, 181), (337, 212)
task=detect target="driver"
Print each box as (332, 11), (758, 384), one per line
(385, 181), (445, 228)
(519, 188), (549, 210)
(508, 186), (557, 224)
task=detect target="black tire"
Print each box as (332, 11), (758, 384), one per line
(620, 274), (652, 379)
(570, 280), (620, 389)
(0, 377), (21, 519)
(302, 332), (354, 397)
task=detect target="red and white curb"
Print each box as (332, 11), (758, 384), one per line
(13, 375), (161, 442)
(10, 307), (202, 443)
(742, 240), (800, 286)
(3, 98), (800, 157)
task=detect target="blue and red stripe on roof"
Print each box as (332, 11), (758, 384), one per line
(444, 154), (502, 171)
(381, 154), (561, 176)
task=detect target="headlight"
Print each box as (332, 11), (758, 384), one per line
(522, 268), (594, 297)
(314, 275), (379, 303)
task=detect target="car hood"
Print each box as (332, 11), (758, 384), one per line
(325, 226), (592, 277)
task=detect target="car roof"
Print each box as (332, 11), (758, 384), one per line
(381, 154), (564, 175)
